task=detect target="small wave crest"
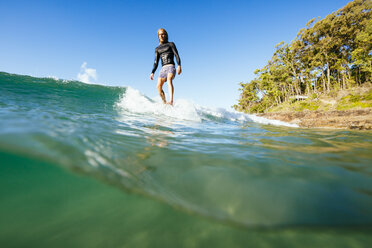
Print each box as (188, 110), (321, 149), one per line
(115, 87), (202, 122)
(196, 106), (298, 127)
(115, 87), (298, 127)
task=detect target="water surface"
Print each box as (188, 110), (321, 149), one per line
(1, 72), (371, 247)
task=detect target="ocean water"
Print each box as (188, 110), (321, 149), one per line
(1, 71), (371, 247)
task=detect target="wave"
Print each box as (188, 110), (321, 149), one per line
(1, 71), (371, 228)
(0, 71), (297, 127)
(116, 87), (298, 127)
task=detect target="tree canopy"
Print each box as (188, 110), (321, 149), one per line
(235, 0), (372, 113)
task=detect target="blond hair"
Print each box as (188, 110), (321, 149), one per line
(157, 28), (168, 43)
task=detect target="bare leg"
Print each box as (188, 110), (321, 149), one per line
(157, 77), (167, 104)
(167, 73), (174, 105)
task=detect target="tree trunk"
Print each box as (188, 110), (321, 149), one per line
(306, 80), (310, 95)
(300, 74), (305, 94)
(291, 66), (301, 95)
(326, 62), (331, 93)
(342, 74), (345, 89)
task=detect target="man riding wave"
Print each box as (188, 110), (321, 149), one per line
(150, 28), (182, 106)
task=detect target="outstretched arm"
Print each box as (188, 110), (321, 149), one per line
(170, 42), (181, 66)
(150, 49), (160, 80)
(152, 49), (160, 74)
(171, 42), (182, 75)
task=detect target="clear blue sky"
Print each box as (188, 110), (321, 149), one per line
(0, 0), (351, 108)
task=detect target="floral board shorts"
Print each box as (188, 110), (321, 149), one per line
(159, 64), (176, 79)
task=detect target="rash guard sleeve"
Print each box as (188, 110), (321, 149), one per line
(151, 48), (160, 74)
(170, 42), (181, 66)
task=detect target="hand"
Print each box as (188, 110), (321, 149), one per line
(177, 66), (182, 75)
(150, 73), (154, 80)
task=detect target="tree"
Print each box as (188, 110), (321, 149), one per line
(236, 0), (372, 113)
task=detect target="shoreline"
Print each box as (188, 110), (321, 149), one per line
(257, 109), (372, 130)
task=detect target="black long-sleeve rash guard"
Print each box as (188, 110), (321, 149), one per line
(151, 42), (181, 74)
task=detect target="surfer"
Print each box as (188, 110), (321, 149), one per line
(150, 28), (182, 106)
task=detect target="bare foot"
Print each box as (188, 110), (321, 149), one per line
(167, 101), (173, 106)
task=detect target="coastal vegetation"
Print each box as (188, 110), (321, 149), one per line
(267, 84), (372, 112)
(235, 0), (372, 113)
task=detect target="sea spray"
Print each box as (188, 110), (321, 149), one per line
(115, 86), (298, 127)
(115, 86), (202, 122)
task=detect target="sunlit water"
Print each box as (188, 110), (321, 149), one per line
(1, 72), (371, 247)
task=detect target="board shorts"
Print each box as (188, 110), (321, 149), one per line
(159, 64), (176, 79)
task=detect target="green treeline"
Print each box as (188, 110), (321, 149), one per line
(235, 0), (372, 113)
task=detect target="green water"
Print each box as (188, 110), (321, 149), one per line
(1, 152), (371, 248)
(0, 72), (371, 247)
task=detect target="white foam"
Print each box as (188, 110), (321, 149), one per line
(245, 114), (299, 127)
(43, 75), (75, 84)
(116, 87), (201, 122)
(46, 75), (59, 80)
(195, 106), (298, 127)
(115, 87), (298, 128)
